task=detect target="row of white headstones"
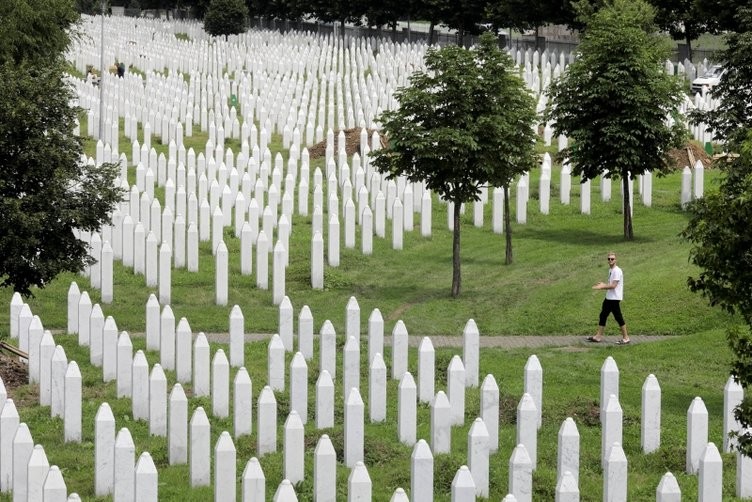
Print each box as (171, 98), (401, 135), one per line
(70, 70), (712, 309)
(5, 13), (720, 500)
(63, 14), (715, 309)
(69, 121), (709, 312)
(4, 286), (751, 500)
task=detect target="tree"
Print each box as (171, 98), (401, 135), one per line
(648, 0), (718, 62)
(363, 0), (406, 41)
(371, 33), (538, 297)
(203, 0), (248, 36)
(695, 0), (749, 32)
(545, 0), (685, 240)
(691, 7), (752, 148)
(438, 0), (486, 45)
(487, 0), (569, 49)
(412, 0), (444, 45)
(311, 0), (365, 38)
(682, 133), (752, 457)
(0, 0), (80, 64)
(0, 0), (124, 296)
(683, 8), (752, 459)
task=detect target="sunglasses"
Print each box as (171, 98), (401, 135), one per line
(607, 257), (616, 261)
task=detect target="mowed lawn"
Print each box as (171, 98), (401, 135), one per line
(0, 108), (744, 499)
(0, 152), (733, 338)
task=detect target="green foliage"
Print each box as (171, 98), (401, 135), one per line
(683, 137), (752, 323)
(373, 33), (537, 296)
(487, 0), (567, 34)
(683, 133), (752, 457)
(727, 325), (752, 456)
(692, 7), (752, 149)
(545, 0), (686, 240)
(0, 0), (80, 65)
(696, 0), (749, 32)
(0, 61), (124, 297)
(0, 0), (124, 297)
(647, 0), (719, 60)
(203, 0), (248, 36)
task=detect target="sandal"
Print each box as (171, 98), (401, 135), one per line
(585, 336), (602, 343)
(616, 339), (631, 345)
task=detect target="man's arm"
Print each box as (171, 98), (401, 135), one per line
(592, 279), (619, 290)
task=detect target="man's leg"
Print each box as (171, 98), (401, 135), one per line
(592, 325), (605, 341)
(592, 300), (609, 341)
(613, 302), (629, 342)
(619, 325), (629, 342)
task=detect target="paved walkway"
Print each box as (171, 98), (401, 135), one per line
(49, 330), (671, 349)
(200, 333), (672, 349)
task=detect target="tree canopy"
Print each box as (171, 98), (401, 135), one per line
(0, 0), (123, 296)
(203, 0), (248, 36)
(372, 33), (537, 297)
(692, 7), (752, 148)
(648, 0), (718, 62)
(545, 0), (685, 240)
(683, 7), (752, 459)
(683, 133), (752, 458)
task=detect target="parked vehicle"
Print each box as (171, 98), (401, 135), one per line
(691, 64), (726, 95)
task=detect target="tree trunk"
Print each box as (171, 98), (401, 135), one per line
(685, 32), (693, 63)
(451, 200), (462, 297)
(391, 23), (397, 42)
(535, 25), (540, 51)
(503, 185), (513, 264)
(622, 174), (634, 240)
(428, 21), (435, 46)
(340, 19), (346, 40)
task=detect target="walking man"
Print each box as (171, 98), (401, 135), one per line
(587, 252), (630, 344)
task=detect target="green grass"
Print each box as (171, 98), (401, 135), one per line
(0, 163), (731, 337)
(1, 65), (744, 501)
(0, 326), (743, 500)
(0, 148), (744, 498)
(1, 107), (733, 337)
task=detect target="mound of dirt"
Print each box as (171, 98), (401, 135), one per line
(0, 352), (28, 397)
(308, 128), (384, 159)
(667, 142), (713, 170)
(310, 128), (711, 173)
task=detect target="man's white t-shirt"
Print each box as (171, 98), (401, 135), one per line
(606, 266), (624, 301)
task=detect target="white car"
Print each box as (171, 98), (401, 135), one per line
(691, 65), (726, 95)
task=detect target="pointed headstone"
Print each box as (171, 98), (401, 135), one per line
(190, 407), (210, 487)
(215, 432), (237, 502)
(95, 403), (115, 496)
(258, 386), (278, 456)
(169, 384), (188, 465)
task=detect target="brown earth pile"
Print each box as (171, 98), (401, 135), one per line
(310, 127), (712, 171)
(0, 352), (28, 397)
(667, 142), (714, 169)
(308, 128), (385, 159)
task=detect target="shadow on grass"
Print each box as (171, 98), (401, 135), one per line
(522, 227), (658, 246)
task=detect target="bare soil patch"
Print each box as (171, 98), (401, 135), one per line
(0, 352), (29, 398)
(310, 128), (712, 172)
(308, 128), (384, 159)
(667, 142), (713, 169)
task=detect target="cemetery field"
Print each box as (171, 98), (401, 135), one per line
(0, 323), (740, 500)
(2, 19), (745, 498)
(0, 136), (743, 498)
(0, 150), (732, 339)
